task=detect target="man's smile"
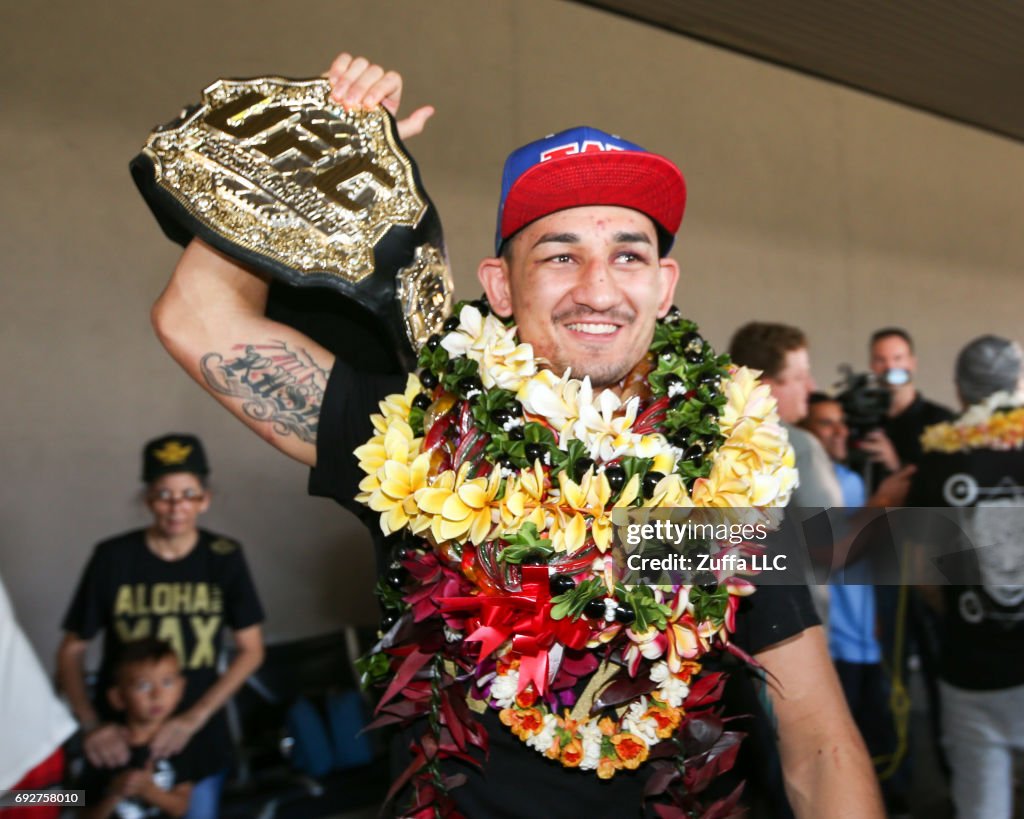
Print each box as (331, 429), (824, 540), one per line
(564, 321), (622, 336)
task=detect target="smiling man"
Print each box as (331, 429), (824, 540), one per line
(151, 54), (882, 818)
(480, 126), (681, 389)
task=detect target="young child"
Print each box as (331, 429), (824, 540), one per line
(81, 639), (197, 818)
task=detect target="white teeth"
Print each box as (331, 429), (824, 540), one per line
(566, 323), (618, 335)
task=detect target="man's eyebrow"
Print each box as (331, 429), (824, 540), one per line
(614, 231), (652, 245)
(529, 230), (653, 248)
(531, 232), (580, 248)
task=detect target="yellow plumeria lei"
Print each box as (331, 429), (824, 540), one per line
(921, 391), (1024, 453)
(356, 305), (796, 552)
(355, 302), (796, 786)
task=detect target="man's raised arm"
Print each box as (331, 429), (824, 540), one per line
(149, 54), (435, 466)
(152, 238), (332, 467)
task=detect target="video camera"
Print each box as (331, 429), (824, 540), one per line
(832, 366), (894, 469)
(831, 368), (905, 477)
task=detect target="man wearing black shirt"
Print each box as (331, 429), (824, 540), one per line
(908, 335), (1024, 819)
(861, 329), (954, 815)
(150, 52), (883, 817)
(859, 327), (954, 475)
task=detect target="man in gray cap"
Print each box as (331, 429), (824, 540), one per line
(910, 334), (1024, 819)
(954, 334), (1023, 407)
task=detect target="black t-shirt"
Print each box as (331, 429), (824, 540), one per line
(310, 359), (820, 816)
(63, 529), (265, 777)
(80, 742), (201, 818)
(909, 447), (1024, 690)
(883, 393), (955, 468)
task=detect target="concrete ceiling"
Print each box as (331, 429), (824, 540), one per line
(573, 0), (1024, 143)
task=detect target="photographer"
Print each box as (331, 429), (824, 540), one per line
(860, 328), (954, 477)
(840, 329), (955, 816)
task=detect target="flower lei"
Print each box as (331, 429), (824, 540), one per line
(921, 391), (1024, 453)
(354, 300), (796, 818)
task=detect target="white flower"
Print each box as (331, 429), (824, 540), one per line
(571, 381), (642, 461)
(519, 369), (582, 437)
(622, 699), (659, 746)
(578, 720), (603, 771)
(441, 305), (536, 391)
(490, 669), (519, 708)
(959, 390), (1024, 426)
(526, 712), (559, 752)
(650, 661), (691, 708)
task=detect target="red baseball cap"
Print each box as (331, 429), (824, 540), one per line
(495, 126), (686, 255)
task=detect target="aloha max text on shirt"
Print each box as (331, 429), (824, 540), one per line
(114, 582), (223, 617)
(113, 582), (224, 670)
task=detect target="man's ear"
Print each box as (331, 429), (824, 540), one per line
(107, 685), (125, 712)
(656, 257), (680, 316)
(478, 257), (513, 317)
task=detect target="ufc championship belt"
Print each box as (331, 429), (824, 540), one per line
(131, 77), (453, 371)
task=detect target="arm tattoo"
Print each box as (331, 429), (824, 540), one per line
(200, 340), (329, 444)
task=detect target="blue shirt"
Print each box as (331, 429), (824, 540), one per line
(827, 464), (881, 663)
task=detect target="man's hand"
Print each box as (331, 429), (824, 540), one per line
(149, 713), (200, 760)
(856, 429), (900, 472)
(325, 52), (434, 139)
(84, 723), (132, 769)
(869, 464), (916, 508)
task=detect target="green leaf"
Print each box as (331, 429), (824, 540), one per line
(523, 422), (556, 447)
(498, 523), (555, 564)
(550, 600), (572, 620)
(691, 584), (729, 623)
(374, 577), (407, 611)
(408, 405), (425, 437)
(441, 356), (480, 394)
(356, 650), (393, 688)
(618, 584), (671, 632)
(549, 439), (589, 477)
(550, 577), (605, 621)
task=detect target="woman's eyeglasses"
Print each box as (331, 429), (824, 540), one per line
(149, 488), (206, 505)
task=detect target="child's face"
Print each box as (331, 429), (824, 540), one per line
(110, 655), (185, 725)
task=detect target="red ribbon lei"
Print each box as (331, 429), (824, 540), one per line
(439, 565), (592, 695)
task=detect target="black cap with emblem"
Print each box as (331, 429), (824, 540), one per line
(142, 433), (210, 483)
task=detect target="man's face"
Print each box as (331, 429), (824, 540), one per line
(478, 206), (679, 387)
(870, 335), (916, 385)
(763, 347), (815, 423)
(803, 400), (849, 462)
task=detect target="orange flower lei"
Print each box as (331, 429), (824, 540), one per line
(922, 391), (1024, 453)
(495, 655), (699, 778)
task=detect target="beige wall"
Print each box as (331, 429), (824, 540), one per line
(3, 0), (1022, 670)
